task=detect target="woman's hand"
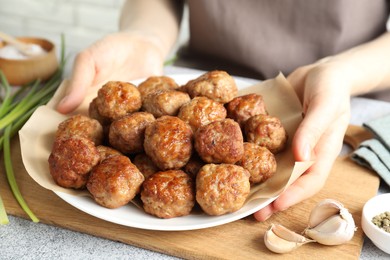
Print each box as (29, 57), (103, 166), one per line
(56, 32), (165, 114)
(254, 32), (390, 221)
(254, 58), (354, 221)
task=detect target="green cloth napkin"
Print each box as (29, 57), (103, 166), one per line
(351, 114), (390, 187)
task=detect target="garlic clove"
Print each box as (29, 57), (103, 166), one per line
(308, 199), (345, 228)
(304, 199), (356, 245)
(264, 224), (314, 254)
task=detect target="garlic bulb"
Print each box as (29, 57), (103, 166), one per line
(264, 224), (314, 253)
(263, 199), (356, 253)
(303, 199), (356, 245)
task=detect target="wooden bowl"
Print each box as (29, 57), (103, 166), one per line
(0, 37), (58, 86)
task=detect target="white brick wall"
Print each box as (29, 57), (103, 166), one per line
(0, 0), (126, 72)
(0, 0), (189, 75)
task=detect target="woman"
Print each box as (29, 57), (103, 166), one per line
(56, 0), (390, 221)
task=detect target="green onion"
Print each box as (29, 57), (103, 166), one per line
(0, 34), (66, 224)
(0, 70), (12, 118)
(3, 125), (39, 222)
(163, 54), (178, 66)
(0, 192), (9, 224)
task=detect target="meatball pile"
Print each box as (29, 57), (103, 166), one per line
(48, 70), (288, 219)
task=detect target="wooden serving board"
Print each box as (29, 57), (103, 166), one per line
(0, 125), (379, 259)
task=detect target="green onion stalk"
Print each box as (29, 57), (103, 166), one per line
(0, 34), (67, 224)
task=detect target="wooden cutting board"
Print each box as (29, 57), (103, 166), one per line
(0, 125), (379, 259)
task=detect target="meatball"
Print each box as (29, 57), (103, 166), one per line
(133, 153), (159, 179)
(94, 81), (142, 120)
(226, 93), (268, 128)
(196, 164), (250, 216)
(194, 119), (244, 164)
(55, 114), (103, 145)
(96, 145), (122, 162)
(137, 75), (179, 100)
(178, 96), (227, 132)
(245, 114), (288, 154)
(236, 142), (277, 184)
(87, 155), (144, 209)
(89, 97), (111, 127)
(142, 89), (190, 118)
(183, 153), (205, 179)
(182, 70), (237, 104)
(109, 112), (155, 154)
(144, 116), (193, 170)
(141, 170), (195, 219)
(88, 98), (111, 139)
(48, 137), (100, 189)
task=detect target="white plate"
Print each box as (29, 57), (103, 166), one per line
(24, 73), (278, 231)
(57, 192), (277, 231)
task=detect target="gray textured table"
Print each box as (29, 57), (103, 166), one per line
(1, 66), (389, 259)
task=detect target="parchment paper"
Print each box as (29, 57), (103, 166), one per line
(19, 73), (314, 203)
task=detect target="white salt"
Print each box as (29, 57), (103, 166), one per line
(0, 43), (47, 60)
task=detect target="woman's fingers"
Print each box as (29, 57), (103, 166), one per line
(56, 33), (166, 115)
(254, 204), (275, 221)
(253, 161), (326, 221)
(254, 146), (335, 221)
(254, 113), (349, 221)
(254, 62), (352, 221)
(56, 51), (96, 114)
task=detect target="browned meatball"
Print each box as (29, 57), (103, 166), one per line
(137, 75), (179, 100)
(87, 155), (144, 209)
(183, 153), (205, 179)
(182, 70), (237, 104)
(96, 145), (122, 162)
(196, 164), (250, 216)
(142, 89), (190, 118)
(88, 98), (111, 139)
(141, 170), (195, 218)
(194, 118), (244, 164)
(178, 96), (227, 132)
(109, 112), (155, 154)
(55, 114), (104, 145)
(95, 81), (142, 120)
(48, 137), (100, 189)
(226, 93), (268, 128)
(133, 153), (159, 179)
(89, 97), (111, 126)
(236, 142), (277, 184)
(144, 116), (193, 170)
(245, 114), (288, 154)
